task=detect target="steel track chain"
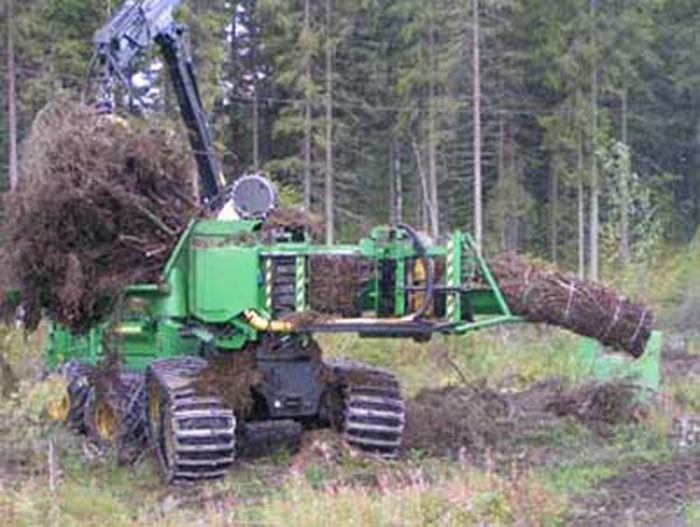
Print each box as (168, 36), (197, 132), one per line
(327, 360), (406, 458)
(146, 357), (236, 483)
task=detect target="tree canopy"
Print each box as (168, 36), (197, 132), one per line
(2, 0), (699, 277)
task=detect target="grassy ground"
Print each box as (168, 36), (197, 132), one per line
(2, 325), (700, 526)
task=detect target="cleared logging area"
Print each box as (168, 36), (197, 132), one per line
(403, 380), (645, 458)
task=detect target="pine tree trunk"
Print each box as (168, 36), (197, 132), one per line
(395, 141), (403, 223)
(412, 140), (431, 233)
(427, 14), (439, 239)
(498, 114), (506, 251)
(324, 0), (334, 244)
(498, 113), (505, 182)
(303, 102), (312, 210)
(302, 0), (312, 212)
(389, 140), (403, 225)
(620, 88), (630, 265)
(508, 127), (519, 252)
(7, 0), (18, 192)
(427, 111), (439, 237)
(389, 141), (396, 224)
(589, 0), (599, 281)
(251, 20), (260, 170)
(252, 95), (259, 169)
(578, 143), (586, 280)
(472, 0), (483, 253)
(550, 163), (558, 263)
(227, 5), (241, 176)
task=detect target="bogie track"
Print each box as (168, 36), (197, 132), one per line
(54, 361), (93, 433)
(50, 351), (405, 482)
(84, 371), (148, 449)
(146, 358), (236, 483)
(327, 360), (405, 458)
(117, 372), (148, 446)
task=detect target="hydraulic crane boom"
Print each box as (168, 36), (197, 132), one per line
(92, 0), (221, 203)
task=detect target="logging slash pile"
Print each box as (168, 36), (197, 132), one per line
(490, 254), (653, 357)
(1, 102), (197, 331)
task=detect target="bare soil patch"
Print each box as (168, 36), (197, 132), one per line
(404, 380), (644, 460)
(569, 453), (700, 526)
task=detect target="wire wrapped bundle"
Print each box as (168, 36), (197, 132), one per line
(2, 101), (197, 332)
(489, 254), (653, 357)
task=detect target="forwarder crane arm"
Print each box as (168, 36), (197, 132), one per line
(91, 0), (221, 204)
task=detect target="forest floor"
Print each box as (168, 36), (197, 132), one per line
(2, 327), (700, 526)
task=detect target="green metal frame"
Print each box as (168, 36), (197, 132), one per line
(451, 232), (522, 333)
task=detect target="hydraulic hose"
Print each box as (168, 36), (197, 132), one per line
(243, 310), (295, 333)
(394, 223), (435, 321)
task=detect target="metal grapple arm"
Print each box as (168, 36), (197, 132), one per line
(91, 0), (221, 203)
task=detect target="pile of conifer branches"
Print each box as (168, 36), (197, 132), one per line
(2, 101), (197, 331)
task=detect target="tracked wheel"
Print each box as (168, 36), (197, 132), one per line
(47, 361), (93, 433)
(118, 372), (148, 446)
(328, 360), (405, 458)
(84, 372), (147, 449)
(147, 358), (236, 483)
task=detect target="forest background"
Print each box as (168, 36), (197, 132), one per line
(1, 0), (699, 288)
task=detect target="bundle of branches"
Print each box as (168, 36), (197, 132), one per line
(2, 101), (197, 331)
(490, 254), (653, 357)
(308, 255), (373, 316)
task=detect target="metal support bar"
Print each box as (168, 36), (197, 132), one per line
(452, 315), (522, 334)
(264, 258), (273, 313)
(446, 232), (462, 322)
(295, 256), (306, 311)
(463, 233), (512, 317)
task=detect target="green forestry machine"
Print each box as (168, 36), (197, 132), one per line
(42, 0), (662, 483)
